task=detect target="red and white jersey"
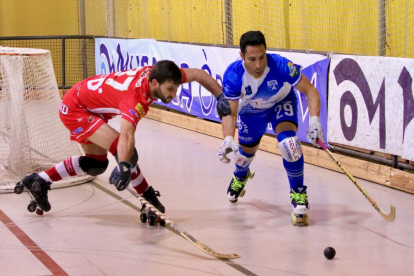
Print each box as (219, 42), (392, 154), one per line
(73, 66), (187, 128)
(75, 66), (151, 128)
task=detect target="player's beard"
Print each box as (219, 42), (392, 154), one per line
(155, 88), (173, 104)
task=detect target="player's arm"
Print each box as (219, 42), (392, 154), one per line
(109, 118), (135, 191)
(117, 118), (136, 163)
(222, 100), (238, 137)
(295, 75), (325, 146)
(218, 99), (239, 163)
(295, 75), (320, 118)
(183, 68), (231, 118)
(182, 68), (222, 97)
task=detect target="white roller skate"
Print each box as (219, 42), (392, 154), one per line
(290, 186), (309, 226)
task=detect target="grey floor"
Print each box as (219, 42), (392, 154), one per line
(0, 117), (413, 276)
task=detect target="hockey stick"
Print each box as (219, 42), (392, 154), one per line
(317, 140), (395, 222)
(125, 186), (240, 259)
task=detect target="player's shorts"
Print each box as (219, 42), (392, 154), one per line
(238, 90), (299, 147)
(59, 81), (107, 144)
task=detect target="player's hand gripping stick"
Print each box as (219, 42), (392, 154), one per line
(307, 116), (325, 148)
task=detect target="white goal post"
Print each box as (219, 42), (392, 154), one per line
(0, 46), (94, 193)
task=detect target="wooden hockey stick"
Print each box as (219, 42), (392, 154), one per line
(126, 186), (240, 259)
(317, 140), (395, 222)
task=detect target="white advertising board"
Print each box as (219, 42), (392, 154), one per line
(328, 54), (414, 161)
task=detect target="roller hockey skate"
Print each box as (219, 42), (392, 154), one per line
(227, 170), (255, 203)
(14, 173), (52, 215)
(139, 186), (165, 226)
(290, 186), (309, 226)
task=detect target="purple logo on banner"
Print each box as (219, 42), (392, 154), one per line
(333, 58), (414, 150)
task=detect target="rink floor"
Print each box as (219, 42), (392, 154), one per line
(0, 117), (413, 276)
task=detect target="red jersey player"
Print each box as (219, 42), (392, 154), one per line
(16, 60), (230, 217)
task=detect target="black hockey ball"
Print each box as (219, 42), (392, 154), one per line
(324, 247), (336, 259)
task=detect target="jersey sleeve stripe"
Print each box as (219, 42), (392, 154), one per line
(292, 72), (302, 87)
(121, 113), (138, 126)
(225, 95), (240, 100)
(180, 68), (187, 83)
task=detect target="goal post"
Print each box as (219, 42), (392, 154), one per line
(0, 46), (94, 193)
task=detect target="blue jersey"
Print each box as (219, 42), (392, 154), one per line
(222, 53), (302, 116)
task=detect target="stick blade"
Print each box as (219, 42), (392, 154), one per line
(179, 232), (240, 259)
(380, 205), (396, 222)
(193, 240), (240, 259)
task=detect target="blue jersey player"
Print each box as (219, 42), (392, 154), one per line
(218, 31), (325, 224)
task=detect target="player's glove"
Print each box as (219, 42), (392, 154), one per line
(219, 136), (238, 163)
(307, 116), (325, 148)
(216, 93), (231, 119)
(109, 161), (132, 191)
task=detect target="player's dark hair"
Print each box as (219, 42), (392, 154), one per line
(240, 31), (267, 54)
(149, 60), (182, 85)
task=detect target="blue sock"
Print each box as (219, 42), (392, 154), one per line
(277, 131), (304, 191)
(234, 146), (254, 180)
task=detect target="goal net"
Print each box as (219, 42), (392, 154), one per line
(0, 47), (93, 193)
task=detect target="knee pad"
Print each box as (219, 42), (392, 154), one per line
(79, 156), (109, 176)
(235, 150), (255, 168)
(114, 148), (138, 167)
(278, 136), (303, 162)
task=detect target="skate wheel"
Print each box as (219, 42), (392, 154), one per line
(160, 220), (165, 227)
(303, 214), (309, 226)
(240, 189), (246, 198)
(291, 212), (297, 226)
(36, 208), (44, 216)
(148, 215), (156, 226)
(248, 170), (255, 179)
(297, 214), (308, 226)
(28, 201), (37, 213)
(140, 213), (147, 223)
(14, 184), (24, 194)
(291, 213), (308, 226)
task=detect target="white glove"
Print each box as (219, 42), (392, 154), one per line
(307, 116), (325, 147)
(218, 136), (239, 163)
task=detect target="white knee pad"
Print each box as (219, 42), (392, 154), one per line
(278, 136), (303, 162)
(235, 150), (255, 168)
